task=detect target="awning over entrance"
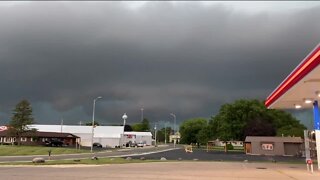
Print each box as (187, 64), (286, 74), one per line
(265, 44), (320, 109)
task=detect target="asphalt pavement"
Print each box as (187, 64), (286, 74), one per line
(129, 148), (306, 163)
(0, 145), (306, 164)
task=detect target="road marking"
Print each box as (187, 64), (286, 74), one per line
(109, 148), (179, 158)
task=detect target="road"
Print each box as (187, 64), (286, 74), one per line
(0, 162), (319, 180)
(0, 145), (306, 164)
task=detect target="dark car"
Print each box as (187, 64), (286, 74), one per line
(93, 142), (103, 148)
(45, 139), (64, 147)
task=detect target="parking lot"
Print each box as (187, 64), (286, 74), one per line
(128, 148), (305, 163)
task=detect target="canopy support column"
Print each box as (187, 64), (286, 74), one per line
(313, 100), (320, 170)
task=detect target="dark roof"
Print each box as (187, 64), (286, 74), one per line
(0, 130), (79, 138)
(245, 136), (303, 143)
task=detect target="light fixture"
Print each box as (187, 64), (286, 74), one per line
(294, 104), (302, 109)
(316, 91), (320, 97)
(304, 99), (313, 104)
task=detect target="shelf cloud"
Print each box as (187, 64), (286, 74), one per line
(0, 2), (319, 126)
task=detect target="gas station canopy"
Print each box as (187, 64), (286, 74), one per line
(265, 44), (320, 109)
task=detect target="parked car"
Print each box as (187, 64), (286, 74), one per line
(125, 141), (137, 147)
(93, 142), (103, 148)
(45, 139), (63, 147)
(130, 142), (137, 147)
(137, 142), (146, 147)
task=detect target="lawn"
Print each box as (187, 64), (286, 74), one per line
(0, 145), (90, 156)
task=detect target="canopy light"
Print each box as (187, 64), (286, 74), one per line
(295, 104), (302, 109)
(304, 99), (313, 104)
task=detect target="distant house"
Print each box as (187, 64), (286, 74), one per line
(244, 136), (303, 156)
(0, 129), (79, 146)
(169, 132), (180, 144)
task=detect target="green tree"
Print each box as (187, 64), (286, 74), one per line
(124, 124), (133, 132)
(132, 118), (150, 132)
(132, 123), (144, 131)
(141, 118), (150, 132)
(179, 118), (208, 144)
(9, 100), (35, 145)
(266, 109), (306, 137)
(244, 116), (276, 137)
(196, 126), (212, 145)
(210, 99), (306, 141)
(156, 127), (172, 143)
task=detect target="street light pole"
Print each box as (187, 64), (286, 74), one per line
(170, 113), (176, 148)
(154, 123), (157, 147)
(91, 96), (102, 153)
(141, 108), (144, 122)
(170, 113), (176, 134)
(122, 113), (128, 148)
(164, 122), (167, 145)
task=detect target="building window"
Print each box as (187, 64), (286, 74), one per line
(13, 137), (16, 142)
(21, 137), (27, 142)
(3, 137), (6, 142)
(261, 143), (274, 151)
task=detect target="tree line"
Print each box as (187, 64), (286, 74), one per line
(6, 99), (307, 146)
(179, 99), (307, 145)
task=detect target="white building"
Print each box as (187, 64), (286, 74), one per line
(123, 131), (152, 146)
(29, 124), (152, 148)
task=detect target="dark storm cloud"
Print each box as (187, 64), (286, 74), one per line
(0, 2), (319, 126)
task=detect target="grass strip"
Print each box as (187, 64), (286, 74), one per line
(0, 145), (90, 156)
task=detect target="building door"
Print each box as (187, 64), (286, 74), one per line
(245, 143), (251, 154)
(284, 143), (300, 156)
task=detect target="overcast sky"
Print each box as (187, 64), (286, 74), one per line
(0, 1), (319, 128)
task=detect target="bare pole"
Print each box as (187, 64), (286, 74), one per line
(60, 118), (63, 133)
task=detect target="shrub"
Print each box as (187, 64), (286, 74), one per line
(226, 143), (234, 150)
